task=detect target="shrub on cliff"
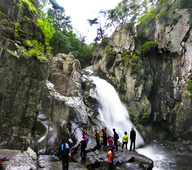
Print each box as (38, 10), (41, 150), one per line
(140, 41), (157, 53)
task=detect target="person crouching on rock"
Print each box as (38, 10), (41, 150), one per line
(60, 139), (71, 170)
(107, 136), (114, 156)
(107, 148), (113, 170)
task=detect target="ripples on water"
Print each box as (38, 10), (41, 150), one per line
(136, 143), (192, 170)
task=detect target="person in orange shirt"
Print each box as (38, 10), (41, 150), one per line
(107, 148), (113, 170)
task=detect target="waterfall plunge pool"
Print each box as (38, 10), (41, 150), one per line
(136, 142), (192, 170)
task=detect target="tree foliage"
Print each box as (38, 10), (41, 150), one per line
(107, 0), (148, 27)
(37, 18), (55, 45)
(37, 0), (93, 68)
(18, 0), (38, 16)
(88, 10), (107, 43)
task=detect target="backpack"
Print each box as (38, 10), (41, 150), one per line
(61, 143), (69, 156)
(116, 133), (119, 139)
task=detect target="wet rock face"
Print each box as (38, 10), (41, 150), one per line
(0, 0), (100, 153)
(49, 53), (82, 96)
(92, 6), (192, 142)
(155, 9), (190, 54)
(0, 0), (49, 150)
(30, 54), (101, 154)
(0, 49), (49, 150)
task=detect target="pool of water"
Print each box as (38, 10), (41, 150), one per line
(136, 143), (192, 170)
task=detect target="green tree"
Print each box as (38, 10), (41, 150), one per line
(107, 0), (144, 26)
(88, 10), (107, 42)
(38, 0), (93, 67)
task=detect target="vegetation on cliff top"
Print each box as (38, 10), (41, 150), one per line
(18, 0), (38, 16)
(8, 0), (192, 66)
(13, 0), (93, 67)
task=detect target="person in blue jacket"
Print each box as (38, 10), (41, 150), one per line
(60, 139), (71, 170)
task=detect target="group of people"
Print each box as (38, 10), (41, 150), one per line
(121, 126), (136, 152)
(95, 126), (136, 152)
(59, 126), (136, 170)
(96, 126), (136, 170)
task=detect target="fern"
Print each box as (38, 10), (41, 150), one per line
(18, 0), (37, 16)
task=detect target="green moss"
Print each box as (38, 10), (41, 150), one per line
(7, 49), (18, 58)
(100, 38), (109, 47)
(133, 117), (138, 123)
(121, 53), (129, 61)
(14, 22), (19, 28)
(102, 48), (116, 55)
(159, 88), (163, 93)
(131, 55), (140, 60)
(122, 95), (128, 100)
(18, 40), (49, 62)
(107, 43), (113, 48)
(142, 113), (148, 119)
(0, 19), (8, 24)
(187, 79), (192, 98)
(19, 46), (30, 58)
(128, 110), (133, 116)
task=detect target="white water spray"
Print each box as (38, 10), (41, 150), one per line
(90, 76), (144, 147)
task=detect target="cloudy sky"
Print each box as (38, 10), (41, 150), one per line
(56, 0), (122, 44)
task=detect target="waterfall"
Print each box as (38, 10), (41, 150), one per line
(90, 76), (144, 147)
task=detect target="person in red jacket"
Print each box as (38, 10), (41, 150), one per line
(107, 148), (113, 170)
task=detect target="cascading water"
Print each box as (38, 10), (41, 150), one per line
(90, 76), (144, 147)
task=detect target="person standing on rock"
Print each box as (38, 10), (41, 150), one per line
(104, 127), (107, 136)
(101, 129), (107, 151)
(130, 126), (136, 151)
(107, 148), (113, 170)
(121, 131), (128, 152)
(95, 129), (101, 150)
(113, 128), (119, 151)
(80, 133), (88, 161)
(60, 139), (71, 170)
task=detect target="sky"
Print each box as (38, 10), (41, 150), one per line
(56, 0), (122, 44)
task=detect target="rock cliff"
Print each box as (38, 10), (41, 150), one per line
(0, 0), (49, 150)
(0, 0), (100, 154)
(92, 5), (192, 143)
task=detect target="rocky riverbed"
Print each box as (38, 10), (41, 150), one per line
(0, 147), (153, 170)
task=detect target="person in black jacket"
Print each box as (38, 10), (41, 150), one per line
(80, 133), (88, 161)
(101, 129), (107, 151)
(130, 126), (136, 151)
(113, 128), (119, 151)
